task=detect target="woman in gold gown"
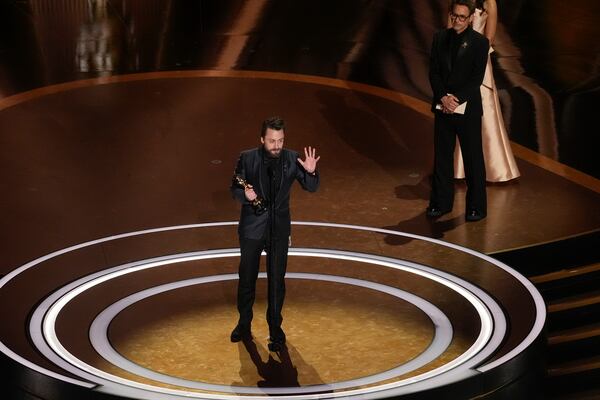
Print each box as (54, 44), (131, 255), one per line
(452, 0), (520, 182)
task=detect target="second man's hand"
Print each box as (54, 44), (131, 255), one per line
(297, 146), (321, 174)
(441, 94), (460, 113)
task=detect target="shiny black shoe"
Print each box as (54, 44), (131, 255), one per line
(426, 207), (451, 218)
(465, 210), (486, 222)
(268, 327), (286, 352)
(230, 324), (251, 342)
(268, 339), (285, 352)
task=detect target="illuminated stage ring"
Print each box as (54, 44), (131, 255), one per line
(0, 221), (544, 399)
(31, 247), (503, 399)
(87, 271), (453, 394)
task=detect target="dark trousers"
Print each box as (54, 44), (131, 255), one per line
(430, 112), (487, 213)
(237, 234), (289, 340)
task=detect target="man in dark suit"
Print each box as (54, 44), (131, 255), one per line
(230, 116), (320, 351)
(427, 0), (489, 222)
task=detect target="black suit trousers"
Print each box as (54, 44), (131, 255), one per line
(431, 112), (487, 213)
(237, 234), (289, 339)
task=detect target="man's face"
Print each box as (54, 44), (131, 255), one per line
(450, 4), (473, 34)
(261, 128), (285, 157)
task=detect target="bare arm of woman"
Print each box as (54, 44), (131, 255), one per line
(485, 0), (498, 44)
(447, 0), (453, 28)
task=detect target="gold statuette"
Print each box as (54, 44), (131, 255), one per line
(233, 175), (267, 215)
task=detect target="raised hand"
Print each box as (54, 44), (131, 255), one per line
(297, 146), (320, 174)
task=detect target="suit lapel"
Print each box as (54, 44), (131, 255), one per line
(256, 148), (266, 200)
(454, 28), (471, 67)
(444, 29), (452, 73)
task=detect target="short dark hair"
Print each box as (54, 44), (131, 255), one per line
(261, 116), (285, 137)
(451, 0), (476, 14)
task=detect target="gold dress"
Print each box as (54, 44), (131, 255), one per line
(454, 7), (520, 182)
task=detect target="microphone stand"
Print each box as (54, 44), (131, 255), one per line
(267, 163), (281, 352)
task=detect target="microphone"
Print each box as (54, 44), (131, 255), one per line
(267, 164), (274, 180)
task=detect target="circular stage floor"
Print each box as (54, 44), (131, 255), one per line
(5, 221), (543, 399)
(2, 71), (597, 399)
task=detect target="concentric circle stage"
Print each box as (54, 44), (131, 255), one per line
(3, 222), (543, 399)
(3, 71), (599, 399)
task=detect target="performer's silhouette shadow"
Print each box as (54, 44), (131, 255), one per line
(235, 337), (332, 394)
(382, 210), (463, 245)
(393, 177), (431, 201)
(383, 178), (464, 245)
(243, 338), (299, 387)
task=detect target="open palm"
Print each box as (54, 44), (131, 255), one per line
(297, 146), (320, 173)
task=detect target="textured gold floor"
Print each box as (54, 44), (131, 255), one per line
(98, 280), (468, 390)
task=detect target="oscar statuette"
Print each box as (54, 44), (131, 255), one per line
(233, 175), (267, 215)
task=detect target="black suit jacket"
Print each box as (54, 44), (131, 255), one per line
(231, 147), (319, 240)
(429, 26), (489, 116)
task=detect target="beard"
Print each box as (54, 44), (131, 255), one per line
(265, 147), (281, 158)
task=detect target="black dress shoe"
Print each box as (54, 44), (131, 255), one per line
(268, 340), (285, 352)
(268, 327), (286, 352)
(268, 334), (286, 352)
(426, 207), (451, 218)
(465, 210), (486, 222)
(230, 325), (251, 342)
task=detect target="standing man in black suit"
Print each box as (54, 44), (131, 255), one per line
(427, 0), (489, 222)
(230, 116), (320, 351)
